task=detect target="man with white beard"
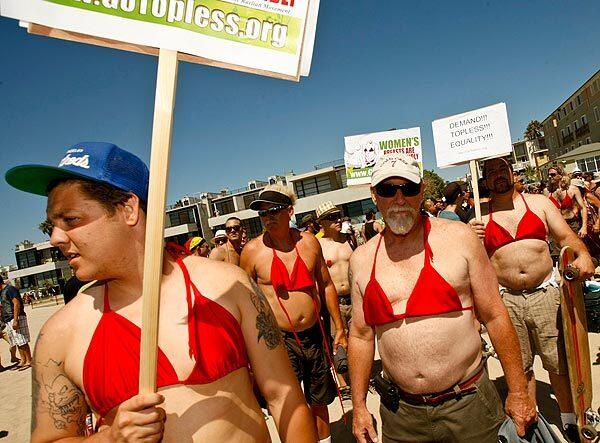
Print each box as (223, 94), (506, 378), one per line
(348, 154), (536, 443)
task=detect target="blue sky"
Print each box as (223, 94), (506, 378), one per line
(1, 1), (599, 265)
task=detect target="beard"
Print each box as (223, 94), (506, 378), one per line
(385, 204), (418, 235)
(491, 177), (514, 194)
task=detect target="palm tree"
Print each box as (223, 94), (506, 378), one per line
(524, 120), (544, 140)
(523, 166), (538, 182)
(39, 219), (53, 237)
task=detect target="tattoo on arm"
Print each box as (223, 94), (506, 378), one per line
(32, 356), (88, 435)
(248, 279), (282, 350)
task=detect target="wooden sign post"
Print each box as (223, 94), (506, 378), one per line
(139, 48), (179, 393)
(469, 160), (482, 221)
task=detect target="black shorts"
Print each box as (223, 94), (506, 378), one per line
(282, 323), (337, 406)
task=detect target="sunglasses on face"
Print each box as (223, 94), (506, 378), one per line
(548, 173), (557, 177)
(215, 238), (227, 245)
(323, 213), (341, 222)
(225, 225), (241, 233)
(258, 205), (288, 217)
(375, 181), (421, 198)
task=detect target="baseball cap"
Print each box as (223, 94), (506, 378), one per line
(185, 236), (206, 254)
(5, 142), (149, 202)
(249, 189), (293, 211)
(370, 154), (421, 187)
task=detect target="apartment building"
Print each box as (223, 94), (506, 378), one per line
(542, 69), (600, 161)
(8, 240), (73, 291)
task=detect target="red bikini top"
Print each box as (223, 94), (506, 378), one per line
(270, 247), (315, 292)
(362, 217), (472, 327)
(83, 257), (248, 417)
(484, 193), (547, 255)
(549, 192), (573, 210)
(549, 194), (560, 209)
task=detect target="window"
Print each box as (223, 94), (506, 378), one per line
(342, 199), (377, 219)
(336, 169), (348, 188)
(294, 175), (333, 198)
(569, 101), (573, 111)
(241, 217), (263, 239)
(573, 120), (579, 131)
(214, 198), (235, 216)
(566, 125), (572, 135)
(578, 141), (583, 147)
(16, 250), (37, 269)
(576, 95), (583, 107)
(243, 192), (260, 209)
(582, 114), (588, 125)
(587, 137), (592, 144)
(168, 207), (196, 227)
(594, 107), (600, 123)
(557, 112), (561, 122)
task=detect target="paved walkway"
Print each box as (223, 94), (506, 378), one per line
(1, 304), (599, 442)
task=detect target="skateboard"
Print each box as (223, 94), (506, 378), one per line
(559, 246), (600, 441)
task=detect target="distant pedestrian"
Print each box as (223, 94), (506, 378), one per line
(184, 236), (210, 258)
(361, 210), (383, 242)
(0, 277), (32, 370)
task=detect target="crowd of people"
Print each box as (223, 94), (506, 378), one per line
(2, 141), (598, 442)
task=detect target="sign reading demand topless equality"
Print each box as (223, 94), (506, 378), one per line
(0, 0), (319, 79)
(432, 102), (512, 168)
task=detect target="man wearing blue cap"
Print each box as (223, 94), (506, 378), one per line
(7, 142), (316, 442)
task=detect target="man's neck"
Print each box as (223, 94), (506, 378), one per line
(228, 239), (243, 254)
(322, 229), (345, 242)
(491, 189), (518, 205)
(266, 228), (294, 250)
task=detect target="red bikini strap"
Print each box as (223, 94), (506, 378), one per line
(309, 296), (347, 423)
(102, 285), (111, 313)
(370, 234), (384, 279)
(172, 257), (199, 361)
(276, 296), (302, 348)
(487, 200), (494, 221)
(423, 217), (434, 264)
(519, 192), (530, 210)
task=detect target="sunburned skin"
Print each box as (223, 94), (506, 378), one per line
(319, 237), (353, 297)
(245, 231), (323, 332)
(352, 221), (482, 394)
(478, 195), (554, 289)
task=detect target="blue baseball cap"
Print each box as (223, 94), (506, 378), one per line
(5, 142), (149, 202)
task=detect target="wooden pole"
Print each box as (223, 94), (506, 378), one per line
(139, 48), (179, 394)
(469, 160), (482, 221)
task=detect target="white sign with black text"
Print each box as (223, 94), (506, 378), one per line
(432, 102), (512, 168)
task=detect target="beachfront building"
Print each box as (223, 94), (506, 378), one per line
(8, 240), (73, 291)
(207, 159), (374, 237)
(542, 69), (600, 172)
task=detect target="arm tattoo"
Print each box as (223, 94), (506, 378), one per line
(32, 358), (87, 435)
(248, 279), (282, 350)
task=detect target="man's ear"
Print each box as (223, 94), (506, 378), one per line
(370, 187), (378, 206)
(122, 194), (142, 226)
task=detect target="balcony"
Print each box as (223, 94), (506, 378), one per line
(575, 123), (590, 139)
(562, 133), (574, 144)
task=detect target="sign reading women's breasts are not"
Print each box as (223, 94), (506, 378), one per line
(0, 0), (320, 80)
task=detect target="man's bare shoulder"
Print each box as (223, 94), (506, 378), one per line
(350, 235), (379, 269)
(37, 283), (103, 352)
(523, 192), (553, 208)
(241, 235), (265, 257)
(209, 245), (226, 260)
(429, 217), (479, 244)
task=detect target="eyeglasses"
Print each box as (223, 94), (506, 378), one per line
(375, 181), (421, 198)
(225, 225), (241, 233)
(548, 173), (557, 177)
(214, 238), (227, 245)
(258, 205), (288, 217)
(323, 213), (341, 221)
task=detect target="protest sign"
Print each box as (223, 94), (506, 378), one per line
(0, 0), (319, 80)
(432, 102), (512, 168)
(344, 127), (422, 186)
